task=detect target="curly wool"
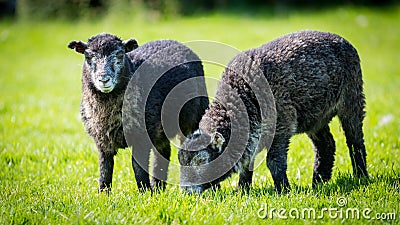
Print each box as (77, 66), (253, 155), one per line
(179, 30), (368, 193)
(76, 33), (208, 191)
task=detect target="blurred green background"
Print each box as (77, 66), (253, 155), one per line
(0, 0), (398, 19)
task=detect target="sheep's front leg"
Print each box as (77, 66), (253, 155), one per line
(238, 153), (254, 191)
(151, 139), (171, 191)
(131, 147), (151, 191)
(238, 167), (253, 191)
(98, 150), (115, 193)
(267, 138), (290, 194)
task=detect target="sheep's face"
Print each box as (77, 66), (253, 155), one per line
(178, 130), (226, 194)
(68, 33), (138, 93)
(84, 48), (126, 93)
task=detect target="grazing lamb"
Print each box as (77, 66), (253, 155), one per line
(178, 30), (368, 194)
(68, 33), (208, 192)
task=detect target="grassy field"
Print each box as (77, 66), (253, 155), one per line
(1, 5), (400, 224)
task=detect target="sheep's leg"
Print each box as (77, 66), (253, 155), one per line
(307, 125), (336, 186)
(131, 146), (151, 191)
(338, 114), (368, 178)
(238, 153), (254, 191)
(98, 150), (115, 193)
(151, 140), (171, 191)
(238, 167), (253, 191)
(338, 83), (368, 179)
(267, 138), (290, 194)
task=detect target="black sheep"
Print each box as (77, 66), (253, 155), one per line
(178, 30), (368, 194)
(68, 33), (208, 192)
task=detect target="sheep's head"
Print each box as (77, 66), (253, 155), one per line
(178, 130), (226, 194)
(68, 33), (138, 93)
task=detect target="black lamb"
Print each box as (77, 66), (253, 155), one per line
(178, 30), (368, 194)
(68, 33), (208, 192)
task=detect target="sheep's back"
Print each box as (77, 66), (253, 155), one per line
(221, 31), (361, 134)
(263, 31), (360, 132)
(124, 40), (207, 139)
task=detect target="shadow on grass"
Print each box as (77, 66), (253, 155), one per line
(312, 172), (399, 196)
(311, 173), (372, 196)
(199, 171), (399, 198)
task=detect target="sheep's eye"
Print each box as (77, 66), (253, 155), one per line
(86, 59), (92, 67)
(116, 51), (124, 60)
(85, 53), (93, 62)
(85, 50), (97, 59)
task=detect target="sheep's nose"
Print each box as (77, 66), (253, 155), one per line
(99, 77), (110, 83)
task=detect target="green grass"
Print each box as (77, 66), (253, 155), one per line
(1, 6), (400, 224)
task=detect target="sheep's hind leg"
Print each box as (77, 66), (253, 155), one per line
(338, 114), (369, 179)
(338, 83), (368, 179)
(307, 125), (336, 187)
(98, 150), (115, 193)
(267, 138), (290, 194)
(151, 139), (171, 191)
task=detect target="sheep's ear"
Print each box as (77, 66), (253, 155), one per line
(123, 39), (139, 52)
(211, 132), (225, 153)
(68, 40), (87, 54)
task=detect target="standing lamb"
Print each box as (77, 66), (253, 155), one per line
(68, 33), (208, 192)
(178, 30), (368, 194)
